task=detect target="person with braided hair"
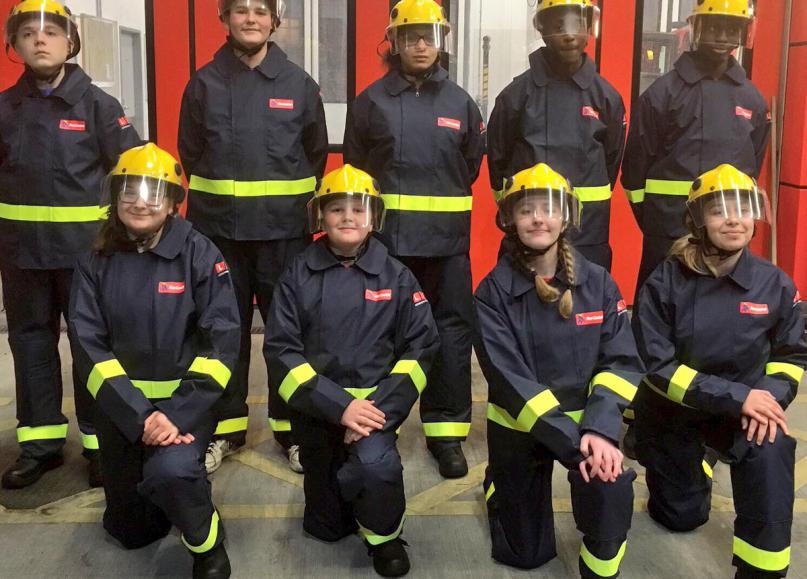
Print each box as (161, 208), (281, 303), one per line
(474, 163), (643, 576)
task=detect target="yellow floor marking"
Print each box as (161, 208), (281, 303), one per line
(472, 393), (487, 403)
(0, 397), (12, 407)
(793, 395), (807, 404)
(220, 504), (305, 519)
(231, 449), (304, 488)
(0, 418), (16, 433)
(246, 395), (269, 404)
(407, 462), (487, 514)
(38, 488), (105, 512)
(795, 457), (807, 492)
(245, 428), (274, 449)
(790, 428), (807, 443)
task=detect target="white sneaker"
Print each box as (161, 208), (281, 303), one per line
(205, 439), (238, 474)
(287, 445), (304, 473)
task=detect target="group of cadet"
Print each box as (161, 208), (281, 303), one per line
(0, 0), (803, 577)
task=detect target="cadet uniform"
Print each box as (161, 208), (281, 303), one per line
(178, 41), (328, 446)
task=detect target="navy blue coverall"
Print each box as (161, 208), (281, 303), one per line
(621, 51), (770, 298)
(68, 217), (240, 553)
(0, 64), (141, 459)
(343, 65), (484, 446)
(487, 48), (627, 271)
(264, 236), (439, 545)
(179, 42), (329, 445)
(632, 250), (806, 578)
(475, 250), (642, 576)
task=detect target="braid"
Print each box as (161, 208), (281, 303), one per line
(507, 234), (561, 305)
(558, 237), (575, 319)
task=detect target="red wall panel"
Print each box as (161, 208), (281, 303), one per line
(194, 0), (226, 69)
(0, 0), (22, 90)
(790, 0), (807, 44)
(779, 46), (807, 187)
(355, 0), (389, 95)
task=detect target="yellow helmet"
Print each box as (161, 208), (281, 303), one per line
(536, 0), (596, 14)
(687, 164), (769, 229)
(689, 0), (753, 20)
(688, 0), (755, 50)
(533, 0), (601, 39)
(387, 0), (451, 55)
(498, 163), (582, 231)
(103, 144), (186, 208)
(5, 0), (80, 59)
(308, 164), (385, 234)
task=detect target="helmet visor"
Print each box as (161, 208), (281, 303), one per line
(499, 188), (582, 231)
(688, 187), (770, 229)
(389, 23), (451, 55)
(5, 9), (76, 50)
(536, 5), (601, 40)
(691, 14), (749, 51)
(102, 175), (183, 210)
(308, 193), (386, 235)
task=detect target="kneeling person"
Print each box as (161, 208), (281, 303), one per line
(264, 165), (439, 577)
(69, 144), (240, 578)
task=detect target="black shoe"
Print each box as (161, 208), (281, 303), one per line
(192, 544), (231, 579)
(370, 538), (410, 577)
(87, 451), (103, 488)
(428, 442), (468, 479)
(622, 424), (637, 460)
(1, 455), (64, 489)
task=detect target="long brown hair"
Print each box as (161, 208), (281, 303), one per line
(510, 234), (576, 319)
(668, 212), (717, 276)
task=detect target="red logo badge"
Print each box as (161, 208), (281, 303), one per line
(576, 311), (604, 326)
(735, 106), (753, 120)
(117, 116), (130, 128)
(617, 299), (627, 314)
(437, 117), (462, 131)
(159, 282), (186, 294)
(365, 289), (392, 302)
(269, 98), (295, 110)
(739, 302), (769, 315)
(214, 261), (229, 276)
(581, 106), (600, 120)
(59, 119), (86, 131)
(794, 291), (802, 305)
(413, 291), (428, 306)
(479, 121), (487, 134)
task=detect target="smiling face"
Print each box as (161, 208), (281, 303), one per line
(13, 19), (72, 73)
(513, 195), (564, 251)
(694, 14), (746, 64)
(117, 194), (174, 239)
(322, 197), (373, 255)
(702, 196), (755, 252)
(226, 3), (274, 49)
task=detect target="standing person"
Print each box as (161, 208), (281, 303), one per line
(69, 144), (240, 579)
(621, 0), (769, 298)
(632, 164), (805, 578)
(0, 0), (142, 489)
(343, 0), (485, 478)
(476, 163), (641, 576)
(178, 0), (328, 473)
(487, 0), (625, 271)
(265, 165), (439, 576)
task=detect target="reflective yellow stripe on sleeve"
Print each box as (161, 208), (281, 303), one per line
(517, 389), (561, 432)
(0, 203), (108, 222)
(668, 365), (698, 404)
(645, 179), (692, 196)
(381, 194), (472, 212)
(344, 386), (378, 400)
(17, 424), (69, 443)
(485, 482), (496, 501)
(589, 372), (638, 403)
(188, 357), (231, 389)
(487, 402), (577, 432)
(575, 185), (612, 202)
(182, 511), (221, 554)
(580, 541), (627, 577)
(732, 537), (790, 572)
(390, 359), (427, 393)
(625, 188), (645, 204)
(766, 362), (804, 384)
(278, 363), (317, 402)
(189, 175), (316, 197)
(87, 359), (127, 398)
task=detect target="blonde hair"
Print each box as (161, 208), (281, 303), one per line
(512, 235), (575, 319)
(668, 213), (718, 276)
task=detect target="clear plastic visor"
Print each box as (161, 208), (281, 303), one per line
(688, 188), (770, 229)
(535, 5), (601, 39)
(691, 14), (750, 51)
(220, 0), (285, 21)
(308, 193), (386, 234)
(102, 175), (182, 209)
(5, 11), (74, 47)
(499, 189), (582, 230)
(388, 23), (451, 55)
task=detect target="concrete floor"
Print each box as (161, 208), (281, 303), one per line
(0, 335), (805, 578)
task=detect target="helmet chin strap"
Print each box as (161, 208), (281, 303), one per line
(227, 34), (267, 58)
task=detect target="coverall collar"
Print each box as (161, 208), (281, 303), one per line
(529, 47), (596, 90)
(502, 250), (589, 297)
(383, 64), (449, 96)
(214, 41), (287, 79)
(724, 248), (754, 290)
(150, 216), (192, 260)
(306, 235), (388, 276)
(13, 63), (91, 105)
(674, 51), (746, 86)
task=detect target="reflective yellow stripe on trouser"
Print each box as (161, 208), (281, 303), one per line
(580, 541), (627, 577)
(423, 422), (471, 438)
(381, 194), (472, 212)
(215, 418), (249, 436)
(268, 418), (291, 432)
(575, 185), (612, 203)
(81, 432), (100, 451)
(359, 515), (405, 546)
(645, 179), (692, 196)
(182, 511), (221, 554)
(17, 424), (69, 443)
(733, 537), (790, 572)
(189, 175), (316, 197)
(0, 203), (108, 222)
